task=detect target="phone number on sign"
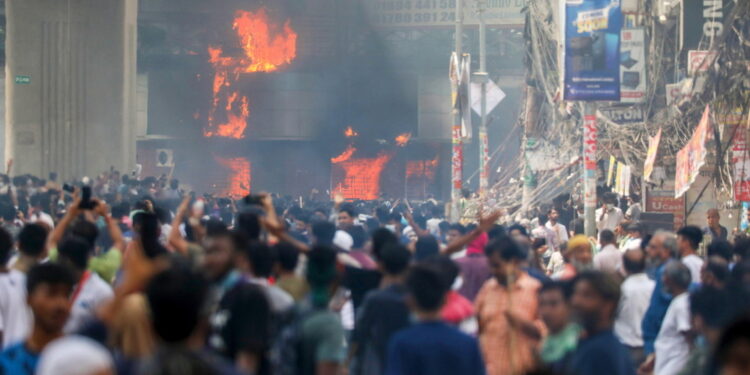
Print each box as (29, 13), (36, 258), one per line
(367, 0), (457, 11)
(367, 0), (523, 10)
(371, 11), (456, 24)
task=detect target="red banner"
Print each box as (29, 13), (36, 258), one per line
(583, 115), (597, 171)
(733, 128), (750, 201)
(675, 105), (711, 198)
(452, 125), (463, 191)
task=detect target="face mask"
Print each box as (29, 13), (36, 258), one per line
(606, 204), (614, 210)
(385, 224), (396, 233)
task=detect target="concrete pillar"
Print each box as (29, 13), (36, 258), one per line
(5, 0), (138, 180)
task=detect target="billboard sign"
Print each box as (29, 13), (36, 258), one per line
(620, 28), (646, 102)
(563, 0), (623, 101)
(363, 0), (526, 28)
(681, 0), (735, 50)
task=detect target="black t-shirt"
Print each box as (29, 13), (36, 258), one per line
(342, 266), (382, 312)
(209, 280), (272, 373)
(351, 284), (411, 371)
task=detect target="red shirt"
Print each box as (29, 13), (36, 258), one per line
(441, 290), (474, 324)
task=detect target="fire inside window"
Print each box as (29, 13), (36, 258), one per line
(204, 8), (298, 139)
(331, 154), (392, 200)
(214, 156), (251, 198)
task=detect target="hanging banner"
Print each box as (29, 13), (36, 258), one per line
(623, 165), (631, 196)
(563, 0), (622, 101)
(451, 125), (463, 191)
(644, 128), (662, 182)
(583, 115), (598, 170)
(733, 128), (750, 201)
(615, 162), (624, 193)
(620, 28), (646, 102)
(614, 164), (631, 196)
(675, 105), (712, 198)
(449, 52), (459, 109)
(607, 155), (616, 186)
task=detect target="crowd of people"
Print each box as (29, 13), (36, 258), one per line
(0, 170), (748, 375)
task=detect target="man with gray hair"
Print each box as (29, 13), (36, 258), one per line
(702, 208), (727, 243)
(639, 261), (692, 375)
(639, 230), (678, 370)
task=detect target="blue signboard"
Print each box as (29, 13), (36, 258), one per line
(563, 0), (622, 101)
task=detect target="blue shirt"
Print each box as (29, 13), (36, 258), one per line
(0, 342), (40, 375)
(385, 321), (485, 375)
(641, 262), (673, 354)
(567, 329), (636, 375)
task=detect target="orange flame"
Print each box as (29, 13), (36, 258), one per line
(405, 157), (439, 199)
(215, 156), (251, 198)
(395, 133), (412, 147)
(332, 153), (392, 200)
(204, 8), (298, 139)
(344, 126), (358, 138)
(234, 9), (298, 73)
(331, 145), (357, 163)
(406, 157), (439, 180)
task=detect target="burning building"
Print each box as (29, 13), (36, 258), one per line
(135, 0), (522, 200)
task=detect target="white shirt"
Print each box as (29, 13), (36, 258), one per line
(654, 293), (691, 375)
(0, 270), (32, 348)
(547, 251), (565, 275)
(30, 211), (55, 229)
(545, 222), (569, 250)
(614, 273), (655, 347)
(595, 207), (624, 232)
(426, 218), (442, 237)
(247, 277), (294, 313)
(65, 272), (114, 333)
(593, 244), (622, 274)
(532, 225), (558, 251)
(624, 237), (642, 251)
(681, 254), (704, 284)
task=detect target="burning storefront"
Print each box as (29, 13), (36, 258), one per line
(134, 0), (497, 201)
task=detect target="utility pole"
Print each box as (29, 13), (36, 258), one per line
(522, 85), (538, 216)
(583, 103), (598, 237)
(475, 0), (489, 195)
(450, 0), (464, 221)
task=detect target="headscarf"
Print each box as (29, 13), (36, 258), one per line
(567, 235), (591, 254)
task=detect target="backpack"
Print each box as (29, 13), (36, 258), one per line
(270, 306), (317, 375)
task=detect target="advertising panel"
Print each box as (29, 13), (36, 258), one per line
(563, 0), (622, 101)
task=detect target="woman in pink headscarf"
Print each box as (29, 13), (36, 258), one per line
(454, 232), (491, 301)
